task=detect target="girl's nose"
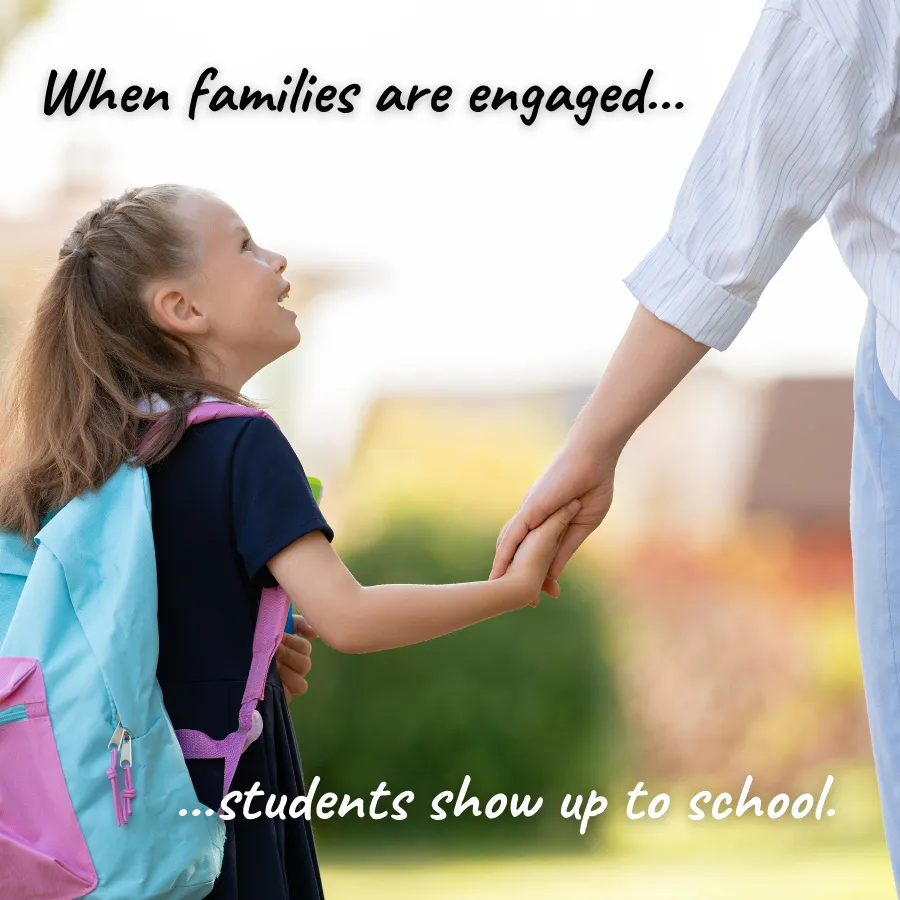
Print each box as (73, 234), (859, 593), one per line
(273, 253), (287, 274)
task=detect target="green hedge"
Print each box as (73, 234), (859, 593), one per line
(291, 516), (621, 852)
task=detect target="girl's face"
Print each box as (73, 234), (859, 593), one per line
(150, 190), (298, 390)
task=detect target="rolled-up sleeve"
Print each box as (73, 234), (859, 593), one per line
(623, 0), (898, 350)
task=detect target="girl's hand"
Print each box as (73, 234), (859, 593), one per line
(503, 499), (582, 608)
(276, 615), (318, 703)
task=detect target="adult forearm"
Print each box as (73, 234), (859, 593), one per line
(569, 303), (710, 458)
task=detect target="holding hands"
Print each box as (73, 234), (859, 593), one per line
(268, 307), (708, 657)
(490, 304), (710, 594)
(501, 498), (584, 607)
(491, 443), (618, 599)
(270, 310), (709, 663)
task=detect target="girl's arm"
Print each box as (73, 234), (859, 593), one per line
(267, 500), (581, 654)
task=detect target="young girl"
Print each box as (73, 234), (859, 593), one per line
(0, 184), (579, 900)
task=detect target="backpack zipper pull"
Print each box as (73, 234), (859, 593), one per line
(119, 731), (132, 766)
(107, 720), (125, 750)
(106, 720), (126, 827)
(119, 732), (135, 822)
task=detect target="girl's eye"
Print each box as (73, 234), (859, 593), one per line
(242, 238), (252, 251)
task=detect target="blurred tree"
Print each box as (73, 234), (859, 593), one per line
(292, 515), (622, 854)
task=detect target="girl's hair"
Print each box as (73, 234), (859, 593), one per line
(0, 183), (254, 541)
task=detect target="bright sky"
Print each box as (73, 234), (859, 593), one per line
(0, 0), (872, 457)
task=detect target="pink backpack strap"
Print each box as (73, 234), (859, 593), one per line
(161, 402), (292, 810)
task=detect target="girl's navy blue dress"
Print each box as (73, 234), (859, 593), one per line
(148, 416), (334, 900)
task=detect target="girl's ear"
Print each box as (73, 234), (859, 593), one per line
(150, 285), (209, 337)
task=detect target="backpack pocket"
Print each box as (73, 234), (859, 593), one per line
(0, 657), (97, 899)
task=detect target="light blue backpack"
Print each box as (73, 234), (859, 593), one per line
(0, 402), (306, 899)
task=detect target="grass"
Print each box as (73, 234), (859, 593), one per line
(320, 848), (894, 900)
(318, 764), (897, 898)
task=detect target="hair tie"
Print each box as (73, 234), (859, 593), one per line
(72, 247), (88, 259)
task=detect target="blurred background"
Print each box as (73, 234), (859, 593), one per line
(0, 0), (894, 895)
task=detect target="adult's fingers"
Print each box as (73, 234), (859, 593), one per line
(518, 500), (581, 588)
(494, 518), (511, 554)
(545, 521), (593, 583)
(541, 576), (560, 597)
(490, 511), (531, 580)
(530, 577), (560, 607)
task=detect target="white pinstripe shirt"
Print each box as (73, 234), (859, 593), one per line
(622, 0), (900, 397)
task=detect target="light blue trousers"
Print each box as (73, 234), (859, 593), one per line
(851, 300), (900, 892)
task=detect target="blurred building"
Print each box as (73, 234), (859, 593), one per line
(345, 368), (854, 546)
(746, 377), (854, 527)
(742, 377), (854, 596)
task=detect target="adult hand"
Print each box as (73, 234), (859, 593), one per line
(490, 442), (618, 599)
(489, 305), (710, 598)
(503, 499), (582, 608)
(276, 614), (318, 703)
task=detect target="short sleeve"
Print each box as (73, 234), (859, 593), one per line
(622, 0), (899, 350)
(230, 416), (334, 587)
